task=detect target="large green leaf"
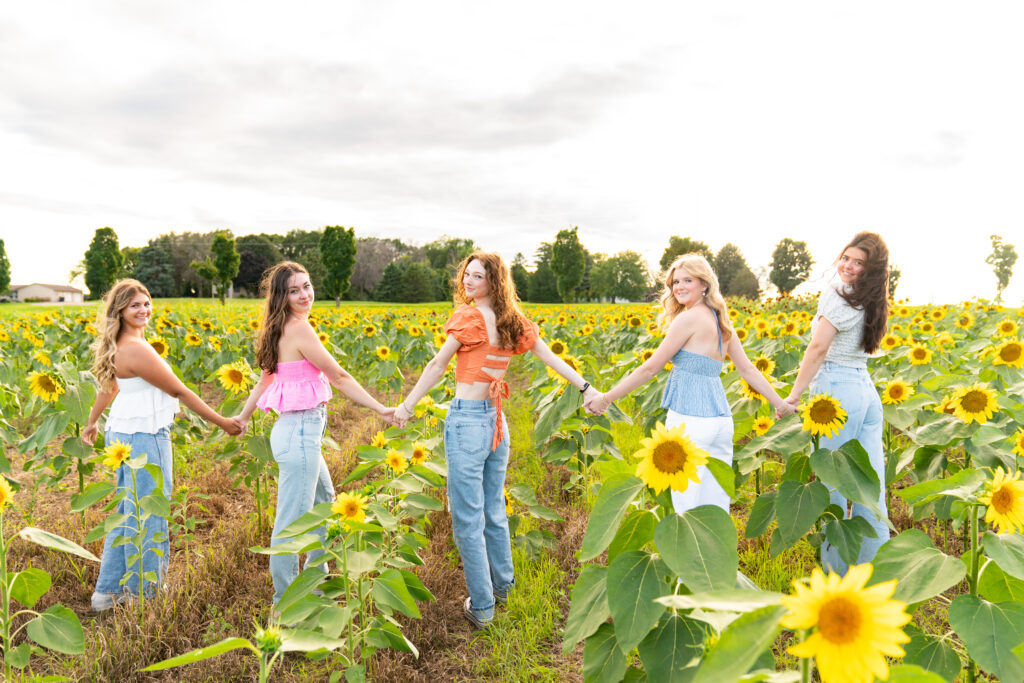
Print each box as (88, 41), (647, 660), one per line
(140, 491), (171, 518)
(869, 530), (965, 604)
(276, 568), (328, 614)
(18, 527), (100, 562)
(61, 435), (92, 462)
(636, 611), (705, 682)
(608, 509), (657, 563)
(70, 481), (115, 512)
(26, 605), (84, 654)
(655, 506), (737, 593)
(948, 594), (1024, 682)
(979, 559), (1024, 602)
(823, 516), (876, 568)
(534, 385), (583, 447)
(884, 665), (948, 683)
(774, 480), (829, 547)
(280, 628), (347, 653)
(371, 568), (420, 619)
(564, 565), (609, 654)
(809, 442), (882, 520)
(142, 638), (256, 670)
(655, 589), (783, 613)
(744, 492), (776, 539)
(10, 568), (51, 608)
(579, 475), (645, 561)
(912, 414), (972, 448)
(583, 623), (628, 683)
(896, 468), (986, 507)
(275, 502), (334, 538)
(902, 625), (962, 682)
(250, 533), (323, 555)
(705, 457), (735, 499)
(693, 606), (787, 683)
(606, 551), (670, 653)
(983, 532), (1024, 581)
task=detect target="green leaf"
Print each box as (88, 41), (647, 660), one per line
(984, 532), (1024, 581)
(400, 493), (443, 512)
(705, 457), (735, 499)
(10, 568), (51, 608)
(250, 533), (323, 555)
(780, 453), (811, 483)
(342, 460), (378, 485)
(583, 623), (628, 683)
(397, 569), (434, 603)
(948, 594), (1024, 683)
(372, 568), (420, 619)
(636, 611), (705, 682)
(774, 480), (829, 547)
(364, 620), (418, 655)
(563, 565), (610, 654)
(4, 642), (31, 669)
(606, 551), (670, 653)
(822, 516), (876, 568)
(70, 481), (115, 512)
(578, 475), (645, 561)
(902, 625), (962, 682)
(655, 506), (738, 593)
(744, 492), (776, 539)
(655, 589), (783, 613)
(979, 560), (1024, 602)
(608, 510), (657, 563)
(912, 414), (973, 447)
(693, 606), (787, 683)
(280, 628), (347, 653)
(61, 435), (92, 462)
(276, 567), (327, 614)
(140, 491), (171, 518)
(18, 527), (100, 562)
(884, 664), (948, 683)
(809, 441), (882, 520)
(897, 468), (986, 507)
(869, 530), (965, 604)
(276, 502), (335, 538)
(141, 638), (256, 670)
(26, 605), (85, 655)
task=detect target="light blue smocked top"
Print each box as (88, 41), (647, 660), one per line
(660, 309), (730, 418)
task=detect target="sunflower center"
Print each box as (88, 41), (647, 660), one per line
(755, 359), (770, 372)
(960, 390), (988, 412)
(888, 386), (905, 400)
(992, 486), (1015, 514)
(344, 501), (360, 516)
(817, 596), (862, 645)
(551, 342), (565, 354)
(809, 401), (837, 424)
(228, 369), (243, 383)
(1001, 344), (1022, 362)
(652, 442), (687, 474)
(38, 376), (57, 393)
(913, 348), (927, 360)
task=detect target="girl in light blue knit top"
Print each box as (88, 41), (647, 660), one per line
(587, 254), (793, 514)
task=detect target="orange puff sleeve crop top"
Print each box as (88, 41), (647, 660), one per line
(444, 305), (539, 452)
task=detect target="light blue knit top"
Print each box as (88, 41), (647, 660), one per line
(660, 310), (730, 418)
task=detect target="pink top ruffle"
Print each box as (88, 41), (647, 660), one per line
(257, 359), (332, 413)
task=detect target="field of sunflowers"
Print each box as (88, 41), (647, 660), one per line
(0, 297), (1023, 682)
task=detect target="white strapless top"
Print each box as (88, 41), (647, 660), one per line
(106, 374), (179, 435)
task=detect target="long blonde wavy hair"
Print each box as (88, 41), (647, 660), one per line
(91, 279), (151, 391)
(657, 254), (734, 343)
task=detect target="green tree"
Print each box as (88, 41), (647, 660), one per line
(319, 226), (357, 306)
(135, 239), (176, 298)
(191, 230), (239, 304)
(401, 261), (441, 302)
(84, 227), (123, 300)
(528, 243), (560, 303)
(374, 260), (406, 302)
(887, 264), (902, 299)
(0, 238), (10, 295)
(276, 228), (327, 293)
(660, 236), (714, 271)
(234, 234), (283, 294)
(424, 236), (475, 299)
(727, 268), (760, 300)
(119, 246), (141, 280)
(551, 226), (586, 302)
(511, 252), (530, 301)
(591, 251), (650, 302)
(713, 243), (753, 296)
(986, 234), (1018, 301)
(769, 238), (813, 296)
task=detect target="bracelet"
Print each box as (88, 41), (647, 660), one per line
(401, 401), (414, 413)
(579, 381), (590, 394)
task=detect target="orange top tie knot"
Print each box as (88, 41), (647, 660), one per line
(488, 379), (511, 452)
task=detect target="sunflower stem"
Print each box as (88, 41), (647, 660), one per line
(967, 505), (980, 683)
(799, 633), (812, 683)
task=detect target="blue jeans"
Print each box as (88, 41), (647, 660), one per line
(812, 363), (888, 574)
(269, 404), (333, 604)
(444, 398), (514, 620)
(95, 428), (173, 597)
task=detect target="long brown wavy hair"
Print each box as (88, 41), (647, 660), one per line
(255, 261), (309, 373)
(835, 231), (889, 354)
(657, 254), (734, 343)
(453, 251), (526, 349)
(91, 279), (151, 391)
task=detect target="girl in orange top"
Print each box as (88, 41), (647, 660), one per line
(394, 252), (598, 629)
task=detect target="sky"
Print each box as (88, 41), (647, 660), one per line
(2, 1), (1023, 304)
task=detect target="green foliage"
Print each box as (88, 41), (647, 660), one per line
(423, 235), (475, 300)
(511, 252), (530, 301)
(888, 263), (902, 298)
(551, 227), (586, 302)
(660, 236), (713, 271)
(715, 243), (759, 298)
(769, 237), (813, 296)
(590, 251), (650, 302)
(0, 238), (10, 294)
(373, 261), (405, 302)
(211, 230), (241, 305)
(233, 234), (283, 294)
(84, 227), (123, 300)
(986, 233), (1018, 300)
(275, 228), (327, 293)
(320, 226), (357, 305)
(134, 239), (176, 297)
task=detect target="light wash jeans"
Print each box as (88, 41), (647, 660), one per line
(812, 362), (888, 574)
(94, 427), (173, 597)
(269, 404), (333, 604)
(444, 398), (514, 621)
(665, 411), (735, 514)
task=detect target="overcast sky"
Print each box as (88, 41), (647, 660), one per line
(2, 1), (1023, 304)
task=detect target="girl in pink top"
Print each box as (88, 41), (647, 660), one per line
(237, 261), (395, 605)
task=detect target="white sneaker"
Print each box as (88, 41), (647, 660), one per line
(91, 591), (132, 612)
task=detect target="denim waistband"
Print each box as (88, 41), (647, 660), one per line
(820, 362), (870, 375)
(449, 398), (496, 412)
(278, 403), (327, 417)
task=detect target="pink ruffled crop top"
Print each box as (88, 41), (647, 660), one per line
(256, 359), (332, 413)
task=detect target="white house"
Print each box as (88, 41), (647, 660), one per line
(9, 283), (85, 303)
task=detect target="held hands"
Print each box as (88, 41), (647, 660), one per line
(776, 393), (801, 420)
(584, 389), (611, 416)
(379, 406), (400, 427)
(221, 415), (243, 436)
(391, 403), (412, 428)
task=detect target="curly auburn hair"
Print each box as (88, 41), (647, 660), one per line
(836, 231), (890, 354)
(452, 251), (526, 350)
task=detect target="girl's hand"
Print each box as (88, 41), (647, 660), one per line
(379, 406), (400, 427)
(220, 415), (243, 436)
(775, 401), (796, 419)
(233, 415), (250, 437)
(83, 422), (99, 446)
(393, 404), (412, 427)
(585, 393), (610, 416)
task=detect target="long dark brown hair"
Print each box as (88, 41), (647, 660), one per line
(836, 231), (889, 354)
(453, 251), (525, 349)
(255, 261), (309, 373)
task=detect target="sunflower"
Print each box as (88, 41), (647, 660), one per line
(635, 348), (655, 363)
(249, 318), (260, 330)
(409, 324), (423, 337)
(955, 312), (974, 329)
(102, 441), (132, 470)
(217, 360), (253, 395)
(734, 327), (749, 342)
(752, 355), (776, 376)
(633, 422), (709, 494)
(646, 321), (662, 336)
(149, 337), (169, 357)
(548, 339), (568, 357)
(184, 333), (202, 346)
(318, 332), (330, 345)
(801, 394), (848, 438)
(996, 319), (1019, 337)
(32, 350), (51, 366)
(363, 324), (377, 337)
(933, 393), (957, 415)
(934, 332), (954, 347)
(992, 339), (1024, 368)
(881, 380), (914, 405)
(738, 379), (767, 404)
(504, 489), (514, 515)
(433, 332), (447, 349)
(208, 336), (222, 351)
(0, 476), (14, 511)
(375, 345), (392, 361)
(28, 371), (64, 403)
(752, 416), (774, 436)
(628, 315), (643, 328)
(385, 448), (409, 475)
(918, 321), (935, 334)
(414, 395), (435, 416)
(1013, 428), (1024, 458)
(979, 468), (1024, 534)
(0, 329), (9, 342)
(906, 345), (931, 365)
(332, 491), (368, 524)
(879, 334), (900, 351)
(410, 442), (431, 466)
(371, 431), (389, 449)
(781, 564), (910, 683)
(952, 383), (998, 425)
